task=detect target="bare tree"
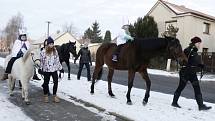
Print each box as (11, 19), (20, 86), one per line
(62, 22), (79, 37)
(2, 13), (24, 48)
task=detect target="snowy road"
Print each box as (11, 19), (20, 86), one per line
(64, 63), (215, 103)
(0, 57), (215, 121)
(0, 66), (125, 121)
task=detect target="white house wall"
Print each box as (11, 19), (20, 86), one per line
(182, 16), (215, 52)
(177, 16), (194, 49)
(148, 2), (215, 52)
(149, 3), (176, 37)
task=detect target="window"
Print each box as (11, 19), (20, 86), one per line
(203, 22), (210, 34)
(165, 20), (177, 31)
(202, 48), (208, 55)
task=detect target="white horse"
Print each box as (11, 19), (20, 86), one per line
(5, 47), (40, 105)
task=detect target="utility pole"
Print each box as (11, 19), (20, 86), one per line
(46, 21), (51, 37)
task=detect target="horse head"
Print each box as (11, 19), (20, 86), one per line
(29, 47), (41, 67)
(67, 41), (77, 57)
(165, 36), (188, 65)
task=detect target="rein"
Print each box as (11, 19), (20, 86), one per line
(31, 54), (44, 79)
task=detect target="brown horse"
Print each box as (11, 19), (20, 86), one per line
(90, 36), (187, 105)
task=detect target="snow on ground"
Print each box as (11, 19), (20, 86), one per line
(0, 57), (215, 121)
(69, 58), (215, 82)
(0, 87), (33, 121)
(31, 73), (215, 121)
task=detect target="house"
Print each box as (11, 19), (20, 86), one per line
(147, 0), (215, 52)
(33, 32), (81, 51)
(88, 43), (102, 61)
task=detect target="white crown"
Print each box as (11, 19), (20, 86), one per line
(19, 28), (27, 35)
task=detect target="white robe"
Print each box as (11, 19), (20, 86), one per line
(11, 39), (30, 57)
(116, 29), (133, 45)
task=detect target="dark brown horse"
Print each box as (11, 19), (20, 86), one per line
(90, 36), (187, 105)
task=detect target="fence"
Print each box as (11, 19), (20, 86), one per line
(201, 52), (215, 73)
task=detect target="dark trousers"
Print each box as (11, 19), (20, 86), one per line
(113, 44), (124, 56)
(43, 71), (58, 95)
(77, 63), (91, 81)
(174, 68), (202, 99)
(5, 57), (20, 73)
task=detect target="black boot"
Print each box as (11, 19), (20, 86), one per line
(171, 93), (181, 108)
(1, 73), (8, 81)
(33, 74), (41, 80)
(196, 94), (212, 111)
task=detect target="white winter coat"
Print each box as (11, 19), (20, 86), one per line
(11, 39), (30, 57)
(116, 29), (133, 45)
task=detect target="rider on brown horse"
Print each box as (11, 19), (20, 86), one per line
(112, 25), (134, 62)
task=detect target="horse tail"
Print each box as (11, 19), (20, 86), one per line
(94, 43), (114, 80)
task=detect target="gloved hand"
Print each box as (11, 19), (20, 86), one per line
(38, 69), (44, 75)
(198, 64), (205, 69)
(60, 69), (64, 73)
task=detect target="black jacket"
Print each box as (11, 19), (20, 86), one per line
(184, 45), (202, 68)
(75, 47), (92, 64)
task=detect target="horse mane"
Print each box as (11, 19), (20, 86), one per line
(130, 37), (169, 65)
(133, 37), (168, 51)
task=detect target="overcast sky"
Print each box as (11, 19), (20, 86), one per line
(0, 0), (214, 40)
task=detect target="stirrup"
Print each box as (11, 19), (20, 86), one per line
(112, 58), (118, 62)
(112, 55), (118, 62)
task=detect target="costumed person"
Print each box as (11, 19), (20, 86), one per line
(112, 24), (134, 62)
(2, 30), (30, 80)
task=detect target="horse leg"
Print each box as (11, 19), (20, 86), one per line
(8, 75), (15, 96)
(139, 69), (151, 105)
(126, 70), (135, 105)
(90, 66), (102, 94)
(65, 61), (71, 80)
(19, 80), (22, 89)
(108, 69), (115, 97)
(21, 79), (30, 105)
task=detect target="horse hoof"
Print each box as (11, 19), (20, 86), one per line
(108, 91), (115, 97)
(127, 101), (132, 105)
(10, 93), (14, 97)
(110, 94), (115, 98)
(142, 100), (147, 105)
(22, 98), (25, 100)
(25, 101), (31, 105)
(68, 78), (71, 80)
(90, 90), (94, 94)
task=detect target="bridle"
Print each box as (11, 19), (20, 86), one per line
(167, 38), (179, 61)
(30, 53), (41, 69)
